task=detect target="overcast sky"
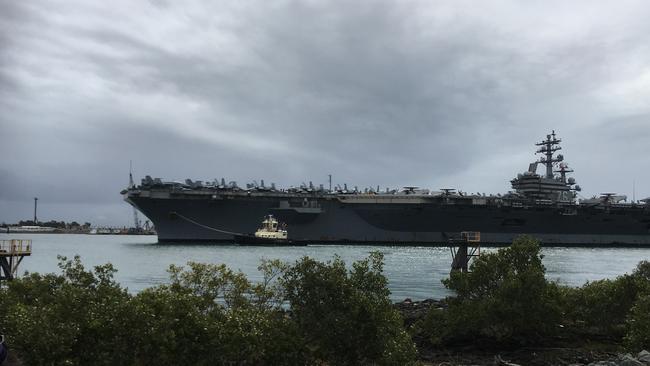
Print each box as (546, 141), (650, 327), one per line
(1, 0), (649, 226)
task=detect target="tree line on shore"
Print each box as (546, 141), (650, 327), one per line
(0, 236), (649, 365)
(0, 220), (91, 229)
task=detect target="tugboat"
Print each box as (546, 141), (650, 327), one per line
(234, 215), (295, 245)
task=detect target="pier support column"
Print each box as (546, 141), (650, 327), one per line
(0, 257), (13, 280)
(451, 244), (469, 272)
(449, 232), (481, 273)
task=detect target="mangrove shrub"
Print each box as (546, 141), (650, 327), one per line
(419, 236), (563, 345)
(282, 252), (417, 365)
(625, 293), (650, 350)
(0, 253), (416, 366)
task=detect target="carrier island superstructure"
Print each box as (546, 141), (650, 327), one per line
(122, 132), (650, 246)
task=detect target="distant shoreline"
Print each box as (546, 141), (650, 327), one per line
(1, 227), (155, 235)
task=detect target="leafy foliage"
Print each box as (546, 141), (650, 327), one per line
(125, 260), (304, 365)
(633, 260), (650, 281)
(0, 253), (415, 365)
(625, 294), (650, 350)
(0, 256), (133, 366)
(560, 260), (650, 337)
(282, 252), (417, 365)
(562, 276), (638, 334)
(4, 243), (647, 364)
(419, 236), (563, 345)
(416, 240), (650, 350)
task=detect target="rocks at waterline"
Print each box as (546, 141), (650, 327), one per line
(393, 298), (446, 327)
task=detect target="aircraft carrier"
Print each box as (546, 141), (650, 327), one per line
(122, 131), (650, 246)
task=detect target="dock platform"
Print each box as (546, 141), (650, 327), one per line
(0, 239), (32, 281)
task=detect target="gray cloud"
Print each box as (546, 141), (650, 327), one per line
(1, 0), (650, 225)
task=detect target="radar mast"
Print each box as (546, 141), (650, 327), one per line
(511, 131), (579, 202)
(535, 130), (563, 179)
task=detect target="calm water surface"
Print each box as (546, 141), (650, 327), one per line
(3, 233), (650, 301)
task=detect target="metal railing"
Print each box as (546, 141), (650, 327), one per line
(0, 239), (32, 255)
(460, 231), (481, 242)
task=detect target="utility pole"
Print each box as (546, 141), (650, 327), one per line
(33, 197), (38, 224)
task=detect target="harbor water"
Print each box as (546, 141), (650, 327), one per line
(3, 233), (650, 301)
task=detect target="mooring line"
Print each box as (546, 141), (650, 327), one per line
(171, 212), (249, 236)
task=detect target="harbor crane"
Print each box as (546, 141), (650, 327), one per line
(129, 161), (141, 231)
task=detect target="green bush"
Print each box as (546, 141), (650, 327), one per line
(416, 242), (650, 347)
(0, 253), (415, 365)
(562, 276), (638, 334)
(623, 261), (650, 350)
(419, 236), (563, 345)
(562, 260), (650, 335)
(625, 294), (650, 350)
(282, 252), (417, 365)
(0, 256), (134, 366)
(126, 261), (306, 365)
(633, 260), (650, 282)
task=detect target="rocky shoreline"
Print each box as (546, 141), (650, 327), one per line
(394, 298), (650, 366)
(394, 298), (446, 326)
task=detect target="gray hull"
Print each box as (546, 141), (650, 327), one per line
(127, 192), (650, 246)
